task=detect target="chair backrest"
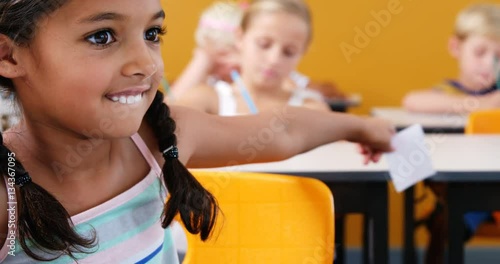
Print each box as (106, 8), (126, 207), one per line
(465, 110), (500, 134)
(182, 170), (335, 264)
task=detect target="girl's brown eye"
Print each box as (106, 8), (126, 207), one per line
(145, 27), (166, 42)
(87, 30), (115, 46)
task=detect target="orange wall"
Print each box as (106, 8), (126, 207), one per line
(160, 0), (492, 248)
(161, 0), (484, 115)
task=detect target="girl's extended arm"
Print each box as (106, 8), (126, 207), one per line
(171, 105), (394, 168)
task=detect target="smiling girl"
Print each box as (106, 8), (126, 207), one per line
(0, 0), (393, 262)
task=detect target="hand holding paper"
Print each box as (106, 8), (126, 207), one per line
(385, 124), (436, 192)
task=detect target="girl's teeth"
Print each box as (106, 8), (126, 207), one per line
(111, 93), (143, 105)
(126, 96), (135, 104)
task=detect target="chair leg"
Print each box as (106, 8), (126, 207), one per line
(362, 215), (371, 264)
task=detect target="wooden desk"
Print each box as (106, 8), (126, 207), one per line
(371, 107), (467, 133)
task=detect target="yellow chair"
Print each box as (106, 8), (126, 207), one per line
(182, 171), (335, 264)
(465, 109), (500, 233)
(465, 109), (500, 134)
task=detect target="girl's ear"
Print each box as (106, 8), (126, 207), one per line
(0, 34), (25, 78)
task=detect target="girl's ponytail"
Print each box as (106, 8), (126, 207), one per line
(145, 91), (219, 240)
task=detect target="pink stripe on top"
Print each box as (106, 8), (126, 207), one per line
(131, 133), (163, 176)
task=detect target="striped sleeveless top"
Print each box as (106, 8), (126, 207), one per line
(0, 134), (179, 263)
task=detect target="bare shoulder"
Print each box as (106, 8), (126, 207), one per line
(168, 105), (210, 164)
(173, 84), (219, 114)
(137, 105), (215, 166)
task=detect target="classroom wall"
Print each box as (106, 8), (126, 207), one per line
(160, 0), (493, 248)
(161, 0), (485, 115)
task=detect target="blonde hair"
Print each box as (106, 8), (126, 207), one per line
(195, 1), (244, 48)
(454, 3), (500, 40)
(241, 0), (312, 43)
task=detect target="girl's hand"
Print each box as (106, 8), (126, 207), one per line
(357, 144), (384, 165)
(354, 117), (395, 164)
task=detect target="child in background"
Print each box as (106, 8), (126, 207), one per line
(168, 1), (243, 101)
(176, 0), (331, 115)
(402, 3), (500, 114)
(0, 0), (394, 263)
(402, 4), (500, 264)
(0, 91), (18, 132)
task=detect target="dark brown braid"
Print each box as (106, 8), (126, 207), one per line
(145, 91), (219, 240)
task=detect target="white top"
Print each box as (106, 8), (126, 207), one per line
(371, 107), (467, 130)
(214, 80), (239, 116)
(213, 80), (324, 116)
(203, 135), (500, 173)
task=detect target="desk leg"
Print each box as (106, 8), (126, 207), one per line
(404, 186), (417, 264)
(334, 215), (345, 264)
(366, 183), (388, 264)
(363, 215), (370, 264)
(447, 184), (464, 264)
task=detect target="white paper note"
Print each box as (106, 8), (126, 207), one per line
(385, 124), (436, 192)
